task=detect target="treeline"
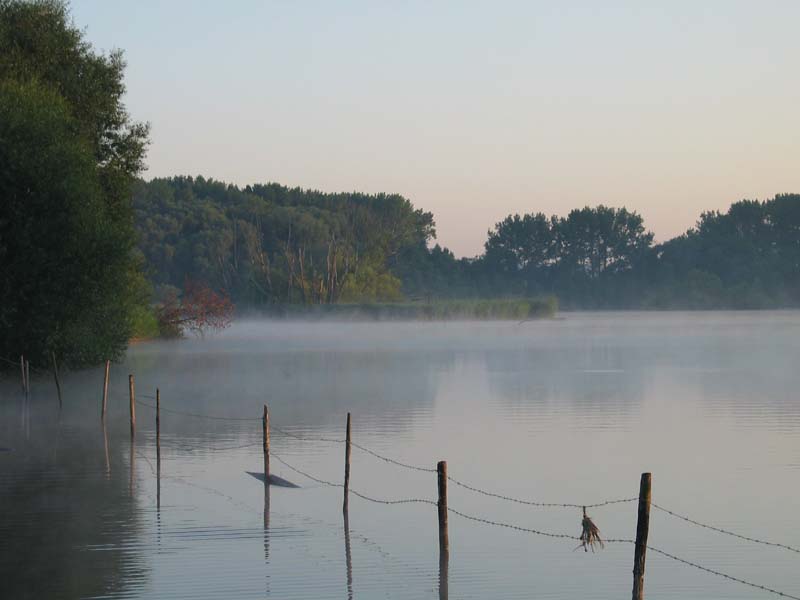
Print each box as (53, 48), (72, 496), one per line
(136, 182), (800, 310)
(409, 195), (800, 309)
(133, 177), (434, 305)
(0, 0), (148, 368)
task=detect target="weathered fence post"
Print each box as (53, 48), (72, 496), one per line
(437, 461), (449, 555)
(156, 389), (161, 457)
(343, 412), (352, 513)
(128, 374), (136, 438)
(51, 352), (62, 408)
(101, 360), (110, 420)
(263, 404), (270, 483)
(632, 472), (652, 600)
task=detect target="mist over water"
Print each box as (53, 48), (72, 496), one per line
(2, 312), (800, 599)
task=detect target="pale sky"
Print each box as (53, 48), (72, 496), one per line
(72, 1), (800, 257)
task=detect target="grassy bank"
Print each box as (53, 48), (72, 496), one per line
(257, 297), (558, 321)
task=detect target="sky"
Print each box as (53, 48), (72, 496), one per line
(71, 1), (800, 257)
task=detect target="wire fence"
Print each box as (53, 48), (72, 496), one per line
(446, 474), (638, 509)
(138, 396), (260, 422)
(130, 436), (800, 600)
(262, 451), (800, 600)
(21, 381), (796, 600)
(652, 503), (800, 555)
(272, 452), (437, 507)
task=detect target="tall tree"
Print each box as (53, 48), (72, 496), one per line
(0, 0), (149, 367)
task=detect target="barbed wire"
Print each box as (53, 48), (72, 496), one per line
(350, 489), (437, 507)
(447, 506), (581, 540)
(652, 503), (800, 555)
(153, 437), (263, 452)
(350, 442), (436, 473)
(271, 453), (436, 507)
(447, 474), (637, 509)
(269, 423), (435, 473)
(129, 420), (800, 600)
(271, 453), (341, 487)
(646, 544), (800, 600)
(270, 423), (345, 444)
(136, 397), (260, 421)
(132, 400), (639, 508)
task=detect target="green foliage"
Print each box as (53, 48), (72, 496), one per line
(133, 177), (434, 306)
(471, 205), (653, 306)
(651, 195), (800, 308)
(134, 182), (800, 312)
(129, 305), (160, 340)
(0, 0), (148, 368)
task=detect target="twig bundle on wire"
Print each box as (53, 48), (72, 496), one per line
(578, 506), (604, 552)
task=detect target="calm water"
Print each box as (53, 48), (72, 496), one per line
(2, 312), (800, 599)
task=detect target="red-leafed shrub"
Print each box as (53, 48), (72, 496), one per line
(156, 281), (233, 338)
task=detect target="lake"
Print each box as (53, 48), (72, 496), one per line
(2, 312), (800, 599)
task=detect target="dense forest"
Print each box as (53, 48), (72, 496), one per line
(133, 177), (435, 305)
(134, 178), (800, 310)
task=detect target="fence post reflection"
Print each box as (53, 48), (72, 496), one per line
(439, 544), (449, 600)
(344, 509), (353, 600)
(263, 482), (271, 596)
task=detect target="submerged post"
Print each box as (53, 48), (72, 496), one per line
(128, 374), (136, 438)
(101, 360), (110, 420)
(263, 404), (270, 484)
(632, 472), (652, 600)
(51, 352), (62, 409)
(437, 461), (449, 556)
(343, 412), (352, 513)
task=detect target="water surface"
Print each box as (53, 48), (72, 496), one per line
(2, 312), (800, 599)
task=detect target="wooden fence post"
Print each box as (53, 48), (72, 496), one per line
(263, 405), (270, 483)
(632, 472), (652, 600)
(156, 388), (161, 459)
(128, 374), (136, 438)
(101, 360), (110, 420)
(343, 412), (352, 513)
(51, 352), (62, 409)
(437, 461), (449, 555)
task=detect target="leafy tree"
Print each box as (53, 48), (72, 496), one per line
(482, 213), (558, 295)
(133, 177), (435, 306)
(557, 206), (653, 279)
(0, 0), (148, 368)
